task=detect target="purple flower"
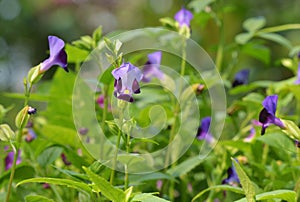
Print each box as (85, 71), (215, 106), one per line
(232, 69), (250, 87)
(40, 36), (68, 73)
(222, 161), (240, 186)
(196, 117), (214, 143)
(5, 148), (21, 170)
(27, 106), (37, 115)
(25, 128), (37, 142)
(243, 127), (255, 142)
(174, 7), (193, 28)
(61, 153), (71, 166)
(259, 95), (285, 135)
(295, 53), (300, 84)
(141, 51), (164, 82)
(111, 62), (143, 102)
(78, 127), (89, 135)
(96, 94), (112, 111)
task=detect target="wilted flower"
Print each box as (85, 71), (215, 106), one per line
(174, 7), (193, 28)
(40, 36), (68, 73)
(259, 95), (285, 135)
(196, 117), (214, 143)
(141, 51), (163, 82)
(232, 69), (249, 87)
(5, 147), (21, 170)
(61, 153), (71, 166)
(222, 161), (240, 186)
(112, 62), (143, 102)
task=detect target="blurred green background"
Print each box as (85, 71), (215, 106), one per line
(0, 0), (299, 93)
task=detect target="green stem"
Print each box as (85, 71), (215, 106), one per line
(124, 164), (129, 190)
(215, 20), (224, 72)
(110, 129), (122, 185)
(258, 24), (300, 33)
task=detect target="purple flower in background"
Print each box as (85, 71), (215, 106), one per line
(156, 180), (163, 190)
(25, 128), (37, 142)
(5, 148), (21, 170)
(96, 94), (112, 111)
(222, 161), (240, 186)
(40, 36), (68, 73)
(259, 95), (285, 135)
(196, 117), (214, 143)
(142, 51), (164, 82)
(243, 127), (255, 142)
(112, 62), (143, 102)
(232, 69), (250, 87)
(61, 153), (71, 166)
(174, 7), (193, 27)
(295, 53), (300, 84)
(78, 127), (89, 135)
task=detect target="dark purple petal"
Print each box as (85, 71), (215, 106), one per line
(5, 150), (21, 170)
(232, 69), (249, 87)
(40, 36), (68, 73)
(27, 106), (37, 115)
(118, 94), (134, 102)
(132, 79), (141, 94)
(222, 161), (240, 186)
(61, 153), (71, 166)
(174, 8), (193, 27)
(196, 117), (214, 143)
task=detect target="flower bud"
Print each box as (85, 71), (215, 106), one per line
(15, 106), (36, 129)
(0, 124), (15, 141)
(27, 64), (43, 85)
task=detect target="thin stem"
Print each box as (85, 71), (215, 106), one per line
(258, 24), (300, 33)
(124, 164), (129, 190)
(110, 129), (122, 185)
(215, 20), (224, 72)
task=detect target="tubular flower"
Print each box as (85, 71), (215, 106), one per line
(40, 36), (68, 73)
(196, 117), (214, 143)
(142, 51), (164, 82)
(174, 7), (193, 28)
(259, 95), (285, 135)
(111, 62), (143, 102)
(232, 69), (250, 87)
(5, 148), (21, 170)
(222, 162), (240, 186)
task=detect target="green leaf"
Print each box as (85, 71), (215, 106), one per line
(281, 119), (300, 140)
(235, 33), (254, 44)
(132, 193), (170, 202)
(17, 177), (92, 195)
(65, 44), (89, 64)
(167, 156), (204, 177)
(257, 132), (297, 153)
(243, 16), (266, 32)
(241, 42), (270, 64)
(124, 186), (133, 202)
(83, 167), (125, 202)
(37, 146), (63, 167)
(256, 32), (292, 49)
(92, 26), (103, 47)
(192, 185), (244, 202)
(25, 195), (55, 202)
(229, 80), (274, 95)
(188, 0), (215, 13)
(235, 190), (296, 202)
(232, 158), (256, 202)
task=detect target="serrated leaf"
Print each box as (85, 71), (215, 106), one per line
(192, 185), (244, 202)
(132, 193), (170, 202)
(243, 17), (266, 32)
(25, 195), (55, 202)
(235, 33), (254, 44)
(188, 0), (215, 13)
(37, 146), (63, 167)
(256, 32), (292, 49)
(83, 167), (125, 202)
(232, 158), (256, 202)
(167, 156), (204, 177)
(17, 177), (92, 195)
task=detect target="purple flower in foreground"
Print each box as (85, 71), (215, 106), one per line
(174, 7), (193, 28)
(232, 69), (250, 87)
(259, 95), (285, 135)
(142, 51), (164, 82)
(5, 148), (21, 170)
(295, 53), (300, 84)
(40, 36), (68, 73)
(222, 161), (240, 186)
(196, 117), (214, 143)
(112, 62), (143, 102)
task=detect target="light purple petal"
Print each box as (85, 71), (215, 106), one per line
(174, 8), (193, 27)
(295, 61), (300, 84)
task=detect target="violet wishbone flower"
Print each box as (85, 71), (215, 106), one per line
(295, 52), (300, 84)
(232, 69), (250, 87)
(40, 36), (68, 73)
(259, 95), (285, 135)
(111, 62), (143, 102)
(142, 51), (164, 82)
(196, 117), (214, 143)
(5, 148), (21, 170)
(222, 161), (240, 186)
(174, 7), (193, 28)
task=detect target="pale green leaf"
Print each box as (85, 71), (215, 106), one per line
(188, 0), (215, 13)
(132, 193), (170, 202)
(167, 156), (204, 177)
(25, 195), (55, 202)
(243, 16), (266, 32)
